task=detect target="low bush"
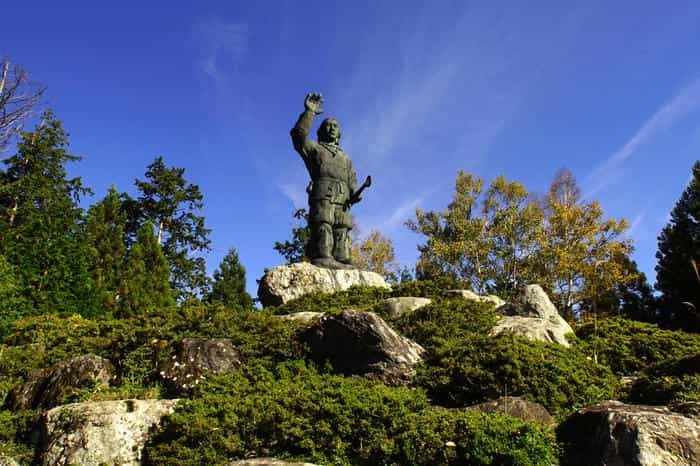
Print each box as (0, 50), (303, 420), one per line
(627, 353), (700, 405)
(575, 318), (700, 375)
(145, 360), (558, 466)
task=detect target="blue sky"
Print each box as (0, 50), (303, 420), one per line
(4, 1), (700, 295)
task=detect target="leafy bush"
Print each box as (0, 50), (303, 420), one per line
(575, 318), (700, 375)
(627, 353), (700, 404)
(393, 298), (617, 418)
(146, 360), (558, 466)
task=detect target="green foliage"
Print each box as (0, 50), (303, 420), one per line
(274, 207), (310, 264)
(0, 255), (29, 337)
(575, 317), (700, 375)
(86, 185), (128, 317)
(207, 247), (253, 310)
(134, 156), (211, 299)
(393, 298), (617, 418)
(0, 409), (39, 464)
(627, 353), (700, 405)
(146, 360), (558, 466)
(120, 222), (175, 315)
(0, 111), (96, 317)
(655, 160), (700, 331)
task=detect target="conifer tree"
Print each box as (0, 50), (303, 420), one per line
(134, 156), (211, 299)
(86, 185), (127, 316)
(0, 111), (95, 315)
(0, 254), (27, 336)
(120, 222), (174, 315)
(655, 160), (700, 330)
(207, 247), (253, 310)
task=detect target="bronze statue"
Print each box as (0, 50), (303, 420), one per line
(291, 93), (371, 269)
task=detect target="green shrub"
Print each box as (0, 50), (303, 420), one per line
(390, 278), (472, 299)
(415, 335), (619, 418)
(0, 409), (39, 463)
(627, 353), (700, 404)
(575, 318), (700, 375)
(145, 360), (558, 466)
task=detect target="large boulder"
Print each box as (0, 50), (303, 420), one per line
(380, 297), (432, 318)
(38, 398), (179, 466)
(557, 400), (700, 466)
(468, 396), (554, 426)
(446, 290), (505, 308)
(274, 311), (325, 323)
(257, 262), (390, 307)
(5, 354), (115, 410)
(489, 284), (573, 347)
(305, 310), (425, 385)
(159, 338), (243, 393)
(227, 460), (321, 466)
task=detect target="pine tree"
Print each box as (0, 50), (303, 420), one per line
(0, 110), (95, 315)
(207, 247), (253, 310)
(86, 185), (127, 316)
(0, 254), (28, 336)
(120, 222), (174, 315)
(655, 160), (700, 331)
(134, 156), (211, 299)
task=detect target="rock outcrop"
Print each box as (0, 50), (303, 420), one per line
(274, 311), (325, 323)
(557, 400), (700, 466)
(257, 262), (390, 307)
(159, 338), (243, 393)
(6, 354), (115, 410)
(380, 297), (432, 318)
(305, 310), (425, 385)
(227, 459), (321, 466)
(446, 290), (505, 308)
(469, 396), (554, 426)
(489, 284), (573, 347)
(38, 398), (178, 466)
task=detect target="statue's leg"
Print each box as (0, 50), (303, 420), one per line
(308, 199), (334, 261)
(312, 221), (334, 259)
(333, 227), (352, 265)
(332, 204), (354, 267)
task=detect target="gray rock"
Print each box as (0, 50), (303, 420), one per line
(305, 310), (424, 385)
(380, 297), (432, 318)
(159, 338), (243, 393)
(6, 354), (115, 410)
(39, 398), (179, 466)
(227, 459), (320, 466)
(274, 311), (325, 323)
(489, 284), (573, 347)
(558, 400), (700, 466)
(468, 396), (554, 426)
(257, 262), (390, 307)
(446, 289), (505, 307)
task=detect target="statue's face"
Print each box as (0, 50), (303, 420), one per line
(318, 118), (341, 144)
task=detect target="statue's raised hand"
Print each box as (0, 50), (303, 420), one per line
(304, 92), (324, 115)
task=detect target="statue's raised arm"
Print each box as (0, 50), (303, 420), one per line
(289, 92), (371, 270)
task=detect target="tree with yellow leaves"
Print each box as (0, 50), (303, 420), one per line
(351, 228), (400, 283)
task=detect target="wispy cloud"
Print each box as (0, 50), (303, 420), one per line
(585, 77), (700, 198)
(277, 181), (306, 210)
(191, 17), (247, 82)
(628, 208), (648, 236)
(357, 192), (430, 236)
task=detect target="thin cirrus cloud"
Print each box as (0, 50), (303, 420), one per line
(191, 17), (248, 82)
(584, 76), (700, 198)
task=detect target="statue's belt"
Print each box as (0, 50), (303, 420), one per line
(307, 178), (350, 199)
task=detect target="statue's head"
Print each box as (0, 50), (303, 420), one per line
(317, 117), (341, 145)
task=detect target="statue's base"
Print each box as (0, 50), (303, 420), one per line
(257, 262), (390, 308)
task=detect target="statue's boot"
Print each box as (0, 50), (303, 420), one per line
(333, 227), (356, 269)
